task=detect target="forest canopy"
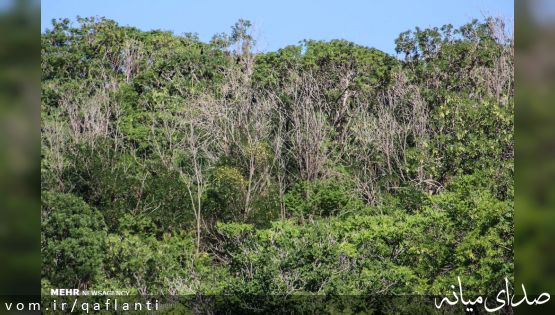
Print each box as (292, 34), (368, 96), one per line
(41, 16), (513, 303)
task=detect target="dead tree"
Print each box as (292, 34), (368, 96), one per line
(151, 102), (217, 254)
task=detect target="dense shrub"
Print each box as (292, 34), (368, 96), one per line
(285, 179), (365, 218)
(41, 192), (107, 288)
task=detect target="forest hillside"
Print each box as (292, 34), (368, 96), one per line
(41, 17), (514, 299)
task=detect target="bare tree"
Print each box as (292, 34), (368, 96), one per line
(349, 69), (433, 204)
(121, 38), (144, 83)
(471, 17), (514, 106)
(151, 102), (217, 253)
(283, 71), (331, 186)
(271, 107), (289, 219)
(212, 68), (273, 218)
(42, 118), (70, 192)
(204, 30), (276, 219)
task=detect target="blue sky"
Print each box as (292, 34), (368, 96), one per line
(41, 0), (513, 54)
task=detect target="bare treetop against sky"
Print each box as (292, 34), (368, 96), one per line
(41, 0), (514, 54)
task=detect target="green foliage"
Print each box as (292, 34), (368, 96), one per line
(41, 192), (107, 288)
(381, 185), (430, 214)
(424, 173), (514, 293)
(103, 232), (207, 294)
(395, 18), (513, 106)
(58, 141), (192, 231)
(285, 179), (365, 217)
(217, 173), (512, 296)
(118, 213), (157, 236)
(206, 166), (247, 222)
(427, 97), (514, 194)
(253, 39), (396, 97)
